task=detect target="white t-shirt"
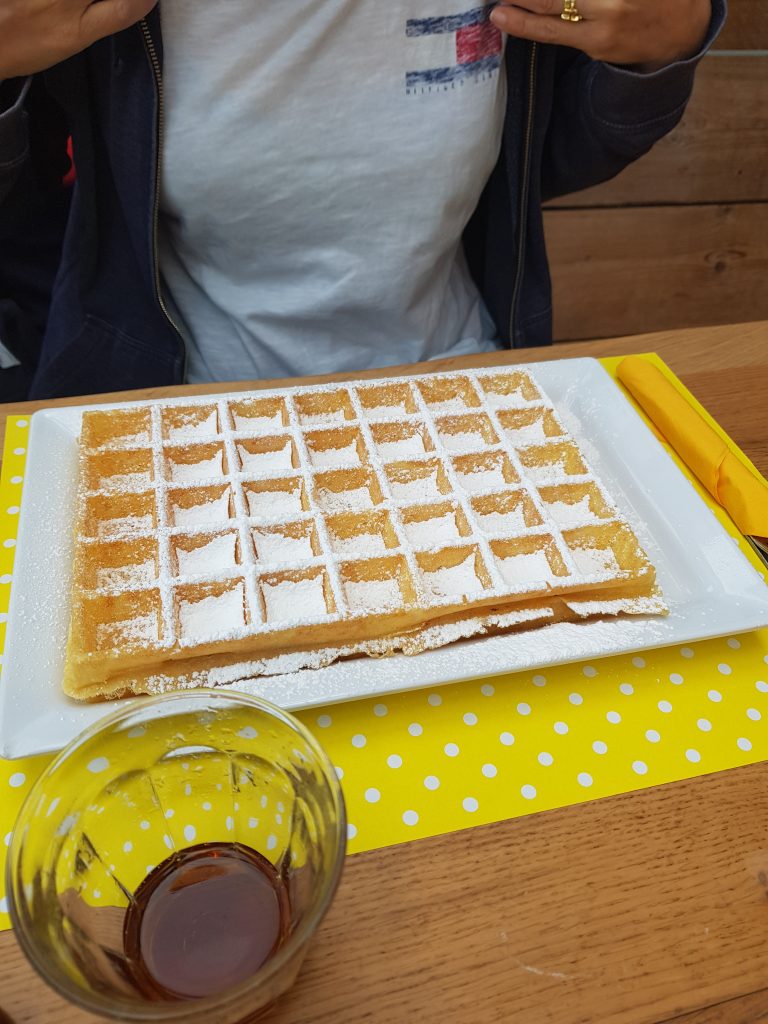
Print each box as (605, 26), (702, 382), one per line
(158, 0), (507, 382)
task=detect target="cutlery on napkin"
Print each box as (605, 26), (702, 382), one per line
(616, 355), (768, 569)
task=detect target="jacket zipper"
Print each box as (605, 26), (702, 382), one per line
(140, 18), (187, 380)
(508, 40), (538, 344)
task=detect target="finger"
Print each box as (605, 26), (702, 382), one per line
(489, 5), (597, 44)
(498, 0), (569, 16)
(80, 0), (158, 46)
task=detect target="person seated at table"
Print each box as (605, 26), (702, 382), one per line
(0, 0), (722, 400)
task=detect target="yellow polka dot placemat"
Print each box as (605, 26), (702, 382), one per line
(1, 356), (766, 930)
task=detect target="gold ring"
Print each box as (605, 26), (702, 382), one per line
(561, 0), (583, 21)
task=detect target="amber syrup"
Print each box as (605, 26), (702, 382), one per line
(123, 841), (290, 1000)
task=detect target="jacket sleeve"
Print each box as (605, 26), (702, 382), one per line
(0, 76), (71, 399)
(541, 0), (726, 202)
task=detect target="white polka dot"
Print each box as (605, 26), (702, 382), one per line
(685, 749), (701, 764)
(499, 732), (515, 746)
(408, 722), (423, 737)
(3, 539), (15, 549)
(554, 721), (569, 735)
(756, 680), (768, 693)
(606, 711), (621, 724)
(266, 834), (278, 850)
(373, 703), (388, 717)
(619, 683), (634, 696)
(582, 665), (597, 678)
(568, 693), (583, 706)
(463, 712), (478, 725)
(645, 729), (661, 743)
(334, 766), (344, 779)
(347, 823), (357, 840)
(632, 761), (648, 775)
(737, 737), (752, 752)
(387, 754), (402, 769)
(248, 817), (258, 828)
(6, 506), (18, 515)
(708, 690), (722, 703)
(164, 808), (174, 819)
(351, 733), (367, 748)
(140, 820), (151, 830)
(12, 448), (24, 456)
(8, 772), (26, 788)
(10, 477), (22, 485)
(521, 784), (537, 800)
(87, 757), (109, 774)
(718, 663), (732, 676)
(532, 674), (547, 687)
(260, 795), (268, 808)
(202, 802), (212, 811)
(727, 638), (741, 650)
(482, 763), (497, 778)
(764, 655), (768, 666)
(538, 752), (554, 766)
(747, 708), (761, 721)
(444, 742), (460, 757)
(317, 714), (332, 728)
(632, 656), (646, 669)
(427, 693), (442, 706)
(680, 647), (695, 659)
(163, 835), (173, 849)
(592, 741), (608, 755)
(463, 797), (479, 813)
(657, 701), (672, 714)
(0, 897), (7, 914)
(577, 772), (593, 787)
(225, 816), (234, 831)
(481, 683), (495, 697)
(237, 726), (257, 740)
(15, 420), (27, 428)
(365, 788), (381, 803)
(403, 810), (419, 826)
(669, 673), (684, 685)
(146, 865), (155, 874)
(184, 783), (192, 796)
(275, 813), (282, 825)
(697, 718), (712, 732)
(516, 703), (531, 716)
(0, 574), (13, 584)
(424, 776), (440, 791)
(123, 841), (133, 853)
(3, 832), (11, 847)
(93, 889), (101, 899)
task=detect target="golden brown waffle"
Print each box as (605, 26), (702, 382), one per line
(63, 368), (665, 700)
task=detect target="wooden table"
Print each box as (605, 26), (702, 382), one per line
(2, 321), (768, 1024)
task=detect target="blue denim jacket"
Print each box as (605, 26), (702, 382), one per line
(0, 3), (725, 399)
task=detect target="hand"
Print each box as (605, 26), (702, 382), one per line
(489, 0), (713, 71)
(0, 0), (157, 79)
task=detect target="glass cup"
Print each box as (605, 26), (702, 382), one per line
(7, 689), (346, 1022)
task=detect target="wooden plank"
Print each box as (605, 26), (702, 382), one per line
(546, 57), (768, 207)
(715, 0), (768, 51)
(7, 762), (768, 1023)
(544, 203), (768, 341)
(663, 989), (768, 1023)
(1, 325), (768, 1024)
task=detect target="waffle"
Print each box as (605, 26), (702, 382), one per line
(63, 368), (665, 700)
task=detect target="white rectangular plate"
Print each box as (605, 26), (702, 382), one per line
(2, 357), (767, 759)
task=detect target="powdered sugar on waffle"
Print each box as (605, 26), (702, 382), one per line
(69, 365), (664, 694)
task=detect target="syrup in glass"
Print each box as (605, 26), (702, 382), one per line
(123, 842), (290, 1000)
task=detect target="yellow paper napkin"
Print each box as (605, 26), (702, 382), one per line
(617, 355), (768, 539)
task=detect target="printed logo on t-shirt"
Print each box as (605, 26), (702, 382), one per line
(405, 4), (502, 94)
